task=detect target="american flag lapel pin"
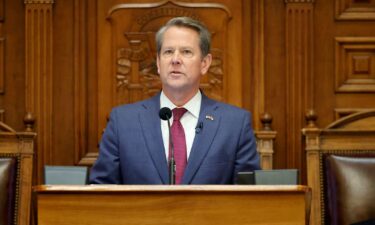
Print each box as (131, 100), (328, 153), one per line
(205, 115), (214, 121)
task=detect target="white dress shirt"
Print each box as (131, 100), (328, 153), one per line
(160, 90), (202, 160)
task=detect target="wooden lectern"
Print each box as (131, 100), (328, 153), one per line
(34, 185), (311, 225)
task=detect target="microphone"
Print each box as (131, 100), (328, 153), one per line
(195, 121), (203, 134)
(159, 107), (172, 120)
(159, 107), (175, 185)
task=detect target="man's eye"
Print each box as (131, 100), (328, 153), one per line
(163, 50), (173, 55)
(182, 50), (193, 57)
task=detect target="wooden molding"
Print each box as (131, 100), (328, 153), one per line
(73, 0), (89, 165)
(285, 0), (315, 3)
(335, 0), (375, 20)
(285, 2), (314, 170)
(107, 1), (232, 19)
(24, 0), (54, 4)
(334, 108), (375, 120)
(252, 0), (265, 129)
(335, 37), (375, 92)
(25, 1), (54, 183)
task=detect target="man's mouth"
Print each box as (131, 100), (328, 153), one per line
(170, 71), (183, 76)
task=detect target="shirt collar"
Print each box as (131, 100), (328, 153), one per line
(160, 90), (201, 119)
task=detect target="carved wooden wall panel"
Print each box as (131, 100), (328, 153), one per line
(9, 0), (374, 186)
(69, 0), (265, 166)
(335, 37), (375, 92)
(314, 0), (375, 128)
(98, 1), (233, 139)
(73, 0), (91, 165)
(285, 0), (314, 172)
(311, 1), (375, 223)
(25, 0), (54, 183)
(336, 0), (375, 20)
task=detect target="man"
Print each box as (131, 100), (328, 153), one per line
(89, 17), (260, 184)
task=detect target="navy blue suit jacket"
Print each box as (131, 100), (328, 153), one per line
(89, 93), (260, 184)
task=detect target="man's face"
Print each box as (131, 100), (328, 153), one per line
(157, 26), (212, 97)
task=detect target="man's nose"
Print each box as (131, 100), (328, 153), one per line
(171, 52), (181, 65)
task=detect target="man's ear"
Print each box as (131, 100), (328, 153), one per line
(156, 55), (160, 74)
(200, 53), (212, 75)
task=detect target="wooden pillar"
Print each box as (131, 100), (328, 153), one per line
(252, 0), (265, 130)
(25, 0), (54, 183)
(255, 112), (276, 169)
(285, 0), (314, 174)
(303, 110), (321, 225)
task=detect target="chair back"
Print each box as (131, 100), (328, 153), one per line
(324, 155), (375, 225)
(303, 110), (375, 225)
(0, 122), (35, 225)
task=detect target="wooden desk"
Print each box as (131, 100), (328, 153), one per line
(34, 185), (311, 225)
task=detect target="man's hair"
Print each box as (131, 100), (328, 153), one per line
(155, 17), (211, 57)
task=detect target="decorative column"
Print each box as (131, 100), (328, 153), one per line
(255, 113), (276, 169)
(25, 0), (54, 183)
(285, 0), (314, 173)
(302, 109), (321, 225)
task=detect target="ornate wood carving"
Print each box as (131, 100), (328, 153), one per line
(335, 0), (375, 20)
(285, 1), (314, 171)
(77, 0), (267, 166)
(335, 37), (375, 92)
(98, 1), (233, 139)
(106, 2), (230, 107)
(107, 1), (232, 18)
(255, 113), (276, 169)
(25, 0), (54, 183)
(24, 111), (35, 132)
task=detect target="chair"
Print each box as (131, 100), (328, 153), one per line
(324, 155), (375, 225)
(303, 110), (375, 225)
(44, 166), (89, 185)
(0, 121), (35, 225)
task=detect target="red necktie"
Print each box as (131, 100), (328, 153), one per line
(170, 108), (187, 184)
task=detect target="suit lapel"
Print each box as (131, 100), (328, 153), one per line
(139, 94), (169, 184)
(182, 95), (220, 184)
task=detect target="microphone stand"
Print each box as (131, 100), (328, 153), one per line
(167, 118), (175, 185)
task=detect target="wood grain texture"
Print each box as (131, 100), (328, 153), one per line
(285, 1), (314, 175)
(335, 0), (375, 20)
(35, 185), (311, 225)
(25, 1), (54, 183)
